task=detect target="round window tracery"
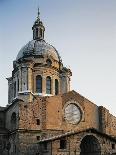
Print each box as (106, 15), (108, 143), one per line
(64, 103), (82, 124)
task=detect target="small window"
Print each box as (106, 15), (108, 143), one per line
(37, 119), (40, 125)
(11, 112), (16, 124)
(36, 75), (42, 93)
(37, 136), (40, 141)
(46, 76), (51, 94)
(112, 143), (115, 149)
(60, 139), (67, 149)
(46, 59), (52, 66)
(55, 79), (59, 95)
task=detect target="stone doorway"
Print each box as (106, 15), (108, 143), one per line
(80, 135), (101, 155)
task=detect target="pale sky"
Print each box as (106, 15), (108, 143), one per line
(0, 0), (116, 116)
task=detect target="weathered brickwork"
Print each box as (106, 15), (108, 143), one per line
(0, 91), (115, 155)
(44, 91), (100, 132)
(39, 129), (116, 155)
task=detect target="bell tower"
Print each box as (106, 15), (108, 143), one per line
(32, 8), (45, 40)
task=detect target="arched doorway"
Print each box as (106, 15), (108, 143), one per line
(80, 135), (101, 155)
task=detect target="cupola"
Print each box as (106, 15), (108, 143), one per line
(32, 8), (45, 40)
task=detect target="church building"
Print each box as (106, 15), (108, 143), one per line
(0, 9), (116, 155)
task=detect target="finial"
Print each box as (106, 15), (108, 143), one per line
(37, 7), (40, 19)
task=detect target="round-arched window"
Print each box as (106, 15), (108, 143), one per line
(11, 112), (17, 130)
(46, 76), (51, 94)
(11, 112), (16, 124)
(36, 75), (42, 93)
(80, 135), (101, 154)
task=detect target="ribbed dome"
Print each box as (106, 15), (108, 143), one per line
(16, 40), (61, 61)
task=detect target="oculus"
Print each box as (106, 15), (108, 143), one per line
(64, 103), (81, 124)
(46, 59), (52, 66)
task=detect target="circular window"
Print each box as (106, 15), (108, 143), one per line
(46, 59), (52, 66)
(64, 103), (81, 124)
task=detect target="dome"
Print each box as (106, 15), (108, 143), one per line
(16, 40), (61, 61)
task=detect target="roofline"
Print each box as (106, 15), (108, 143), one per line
(39, 128), (116, 143)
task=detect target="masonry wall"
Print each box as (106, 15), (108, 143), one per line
(0, 134), (9, 155)
(3, 90), (116, 155)
(110, 114), (116, 136)
(40, 131), (116, 155)
(45, 91), (99, 132)
(5, 102), (19, 130)
(19, 100), (42, 130)
(18, 132), (40, 155)
(99, 106), (116, 137)
(9, 132), (19, 155)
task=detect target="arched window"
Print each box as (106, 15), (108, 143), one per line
(14, 81), (16, 97)
(55, 79), (59, 95)
(36, 28), (38, 37)
(46, 76), (51, 94)
(40, 28), (43, 38)
(36, 75), (42, 93)
(11, 112), (16, 130)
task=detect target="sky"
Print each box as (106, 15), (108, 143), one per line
(0, 0), (116, 115)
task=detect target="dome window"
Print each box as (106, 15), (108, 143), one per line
(55, 79), (59, 95)
(46, 59), (52, 66)
(46, 76), (51, 94)
(36, 75), (42, 93)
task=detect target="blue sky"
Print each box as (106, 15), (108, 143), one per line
(0, 0), (116, 115)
